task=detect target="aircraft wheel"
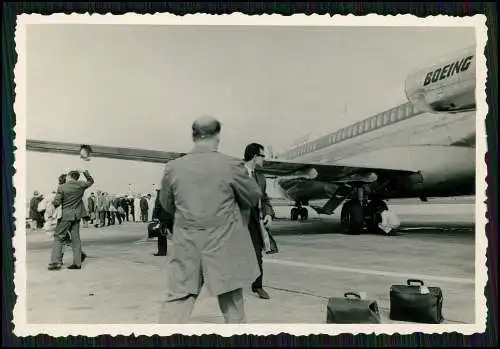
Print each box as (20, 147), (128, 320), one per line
(290, 207), (299, 221)
(299, 207), (308, 221)
(341, 200), (363, 235)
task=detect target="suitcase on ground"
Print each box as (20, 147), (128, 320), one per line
(326, 292), (381, 324)
(389, 279), (444, 324)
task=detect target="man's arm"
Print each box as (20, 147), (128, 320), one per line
(259, 174), (275, 219)
(79, 170), (94, 188)
(159, 164), (176, 216)
(230, 162), (262, 210)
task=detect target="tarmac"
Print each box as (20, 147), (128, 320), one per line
(24, 203), (475, 325)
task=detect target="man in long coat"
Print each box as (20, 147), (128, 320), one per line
(158, 116), (262, 324)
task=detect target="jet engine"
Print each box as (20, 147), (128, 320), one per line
(404, 46), (476, 113)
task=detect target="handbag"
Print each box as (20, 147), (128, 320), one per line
(326, 292), (381, 324)
(389, 279), (444, 324)
(147, 220), (161, 239)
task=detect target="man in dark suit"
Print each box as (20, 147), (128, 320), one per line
(151, 189), (174, 256)
(140, 195), (149, 222)
(243, 143), (277, 300)
(48, 169), (94, 270)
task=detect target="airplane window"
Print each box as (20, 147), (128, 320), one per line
(370, 118), (376, 129)
(352, 125), (358, 136)
(397, 105), (405, 120)
(406, 103), (413, 117)
(376, 114), (383, 128)
(390, 109), (398, 122)
(383, 112), (390, 125)
(347, 127), (353, 138)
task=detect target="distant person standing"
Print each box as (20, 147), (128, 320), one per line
(109, 195), (119, 225)
(140, 195), (149, 222)
(158, 116), (262, 324)
(147, 193), (154, 222)
(95, 191), (106, 227)
(103, 192), (111, 225)
(48, 169), (94, 270)
(87, 193), (96, 225)
(127, 196), (134, 222)
(134, 195), (141, 222)
(29, 191), (44, 230)
(122, 196), (130, 222)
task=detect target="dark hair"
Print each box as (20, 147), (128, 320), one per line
(68, 171), (80, 180)
(192, 117), (221, 141)
(58, 174), (67, 185)
(244, 143), (264, 162)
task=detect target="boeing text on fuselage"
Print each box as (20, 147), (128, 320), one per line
(423, 55), (474, 87)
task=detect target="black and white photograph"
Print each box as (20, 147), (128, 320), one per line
(13, 13), (488, 336)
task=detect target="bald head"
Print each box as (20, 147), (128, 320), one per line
(192, 116), (222, 141)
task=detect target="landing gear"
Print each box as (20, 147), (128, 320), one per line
(341, 197), (388, 235)
(340, 200), (364, 235)
(291, 203), (308, 221)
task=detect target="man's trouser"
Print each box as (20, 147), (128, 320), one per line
(159, 288), (246, 324)
(49, 219), (82, 267)
(98, 211), (106, 226)
(157, 223), (169, 255)
(248, 217), (264, 291)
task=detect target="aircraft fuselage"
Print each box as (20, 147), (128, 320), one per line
(273, 105), (475, 205)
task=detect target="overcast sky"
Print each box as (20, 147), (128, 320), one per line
(24, 24), (475, 197)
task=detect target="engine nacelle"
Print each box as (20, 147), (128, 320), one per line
(405, 46), (476, 113)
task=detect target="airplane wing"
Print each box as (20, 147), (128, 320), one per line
(259, 158), (417, 183)
(26, 139), (417, 184)
(26, 140), (186, 164)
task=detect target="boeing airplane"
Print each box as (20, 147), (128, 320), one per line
(26, 46), (476, 234)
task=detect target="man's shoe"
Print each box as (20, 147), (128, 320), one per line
(48, 265), (61, 271)
(81, 253), (87, 263)
(385, 231), (401, 237)
(253, 288), (270, 299)
(67, 265), (81, 270)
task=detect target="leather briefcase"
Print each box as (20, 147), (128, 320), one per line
(389, 279), (444, 324)
(326, 292), (381, 324)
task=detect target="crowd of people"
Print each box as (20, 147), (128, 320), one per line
(29, 190), (155, 231)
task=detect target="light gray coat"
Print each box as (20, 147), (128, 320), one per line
(159, 144), (262, 299)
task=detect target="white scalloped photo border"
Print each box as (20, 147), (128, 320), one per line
(12, 12), (489, 338)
